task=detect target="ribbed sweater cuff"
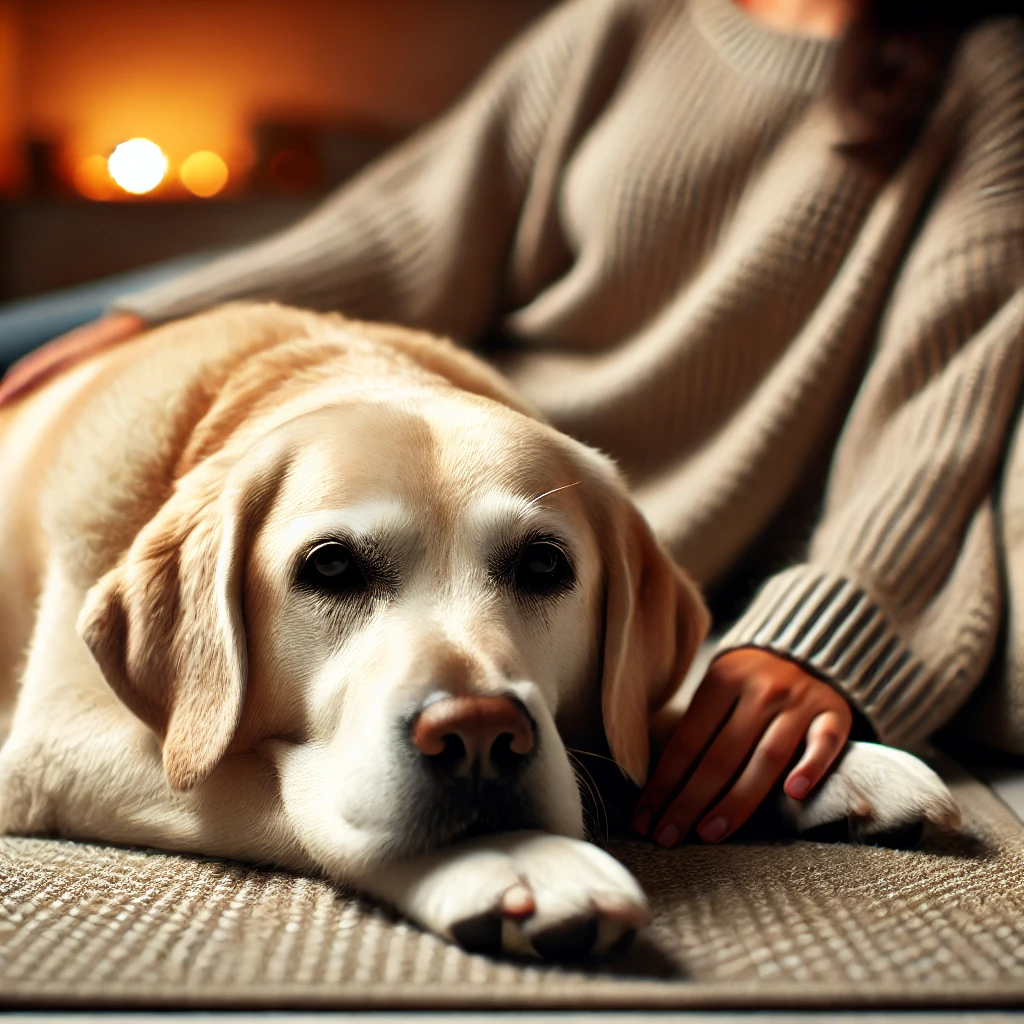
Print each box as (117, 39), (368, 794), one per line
(715, 565), (930, 748)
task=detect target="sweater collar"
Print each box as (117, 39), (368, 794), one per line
(690, 0), (836, 95)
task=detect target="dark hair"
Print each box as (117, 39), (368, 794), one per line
(834, 1), (1018, 161)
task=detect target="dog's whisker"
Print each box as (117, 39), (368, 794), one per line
(568, 750), (611, 848)
(516, 480), (581, 518)
(566, 746), (631, 777)
(570, 762), (602, 842)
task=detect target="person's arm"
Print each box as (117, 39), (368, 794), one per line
(2, 0), (619, 406)
(0, 313), (146, 407)
(111, 0), (617, 341)
(634, 19), (1024, 845)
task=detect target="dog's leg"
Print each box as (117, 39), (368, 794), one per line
(356, 831), (649, 960)
(0, 569), (315, 873)
(781, 740), (962, 846)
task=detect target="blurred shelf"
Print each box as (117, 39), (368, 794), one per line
(0, 196), (326, 301)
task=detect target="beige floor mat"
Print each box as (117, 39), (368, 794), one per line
(2, 768), (1023, 1009)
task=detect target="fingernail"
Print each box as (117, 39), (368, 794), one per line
(788, 776), (811, 799)
(633, 809), (652, 836)
(698, 817), (728, 843)
(655, 824), (679, 848)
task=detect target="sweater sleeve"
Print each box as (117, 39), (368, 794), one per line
(717, 28), (1024, 748)
(112, 0), (598, 340)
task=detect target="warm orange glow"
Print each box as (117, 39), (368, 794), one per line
(18, 2), (545, 203)
(107, 138), (167, 195)
(72, 153), (115, 200)
(0, 1), (21, 196)
(180, 150), (229, 197)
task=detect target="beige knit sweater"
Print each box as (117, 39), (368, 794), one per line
(116, 0), (1024, 749)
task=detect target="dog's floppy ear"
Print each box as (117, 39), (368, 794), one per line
(601, 500), (710, 787)
(78, 450), (281, 792)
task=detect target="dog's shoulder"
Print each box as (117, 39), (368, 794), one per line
(39, 303), (326, 584)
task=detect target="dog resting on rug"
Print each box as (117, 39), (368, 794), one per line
(0, 304), (961, 959)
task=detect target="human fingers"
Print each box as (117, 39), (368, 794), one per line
(783, 705), (851, 800)
(695, 709), (809, 843)
(649, 695), (773, 847)
(632, 674), (737, 836)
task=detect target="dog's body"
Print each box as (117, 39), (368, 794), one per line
(0, 304), (961, 959)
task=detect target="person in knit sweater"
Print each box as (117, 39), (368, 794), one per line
(2, 0), (1022, 847)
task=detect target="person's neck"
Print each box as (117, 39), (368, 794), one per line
(733, 0), (862, 40)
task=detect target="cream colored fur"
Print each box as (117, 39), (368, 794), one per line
(0, 303), (959, 959)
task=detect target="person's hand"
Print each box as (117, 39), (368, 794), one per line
(0, 312), (146, 406)
(632, 648), (852, 846)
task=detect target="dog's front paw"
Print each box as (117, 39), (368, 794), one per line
(782, 741), (962, 847)
(384, 831), (649, 960)
(496, 832), (649, 959)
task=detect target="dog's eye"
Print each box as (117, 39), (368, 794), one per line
(299, 542), (365, 594)
(313, 544), (350, 577)
(515, 541), (572, 595)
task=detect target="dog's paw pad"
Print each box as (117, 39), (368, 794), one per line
(860, 819), (926, 849)
(451, 912), (505, 955)
(608, 926), (638, 955)
(528, 914), (600, 961)
(801, 815), (928, 849)
(798, 818), (856, 844)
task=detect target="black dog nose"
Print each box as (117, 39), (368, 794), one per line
(411, 694), (535, 788)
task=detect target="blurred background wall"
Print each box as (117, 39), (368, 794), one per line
(0, 0), (553, 300)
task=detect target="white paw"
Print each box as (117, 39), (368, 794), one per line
(392, 831), (649, 959)
(783, 741), (962, 846)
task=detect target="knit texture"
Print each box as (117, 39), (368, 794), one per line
(115, 0), (1024, 749)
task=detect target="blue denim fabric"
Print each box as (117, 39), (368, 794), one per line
(0, 253), (211, 370)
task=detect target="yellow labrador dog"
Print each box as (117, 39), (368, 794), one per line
(0, 303), (959, 959)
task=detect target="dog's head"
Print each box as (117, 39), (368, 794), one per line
(79, 382), (707, 871)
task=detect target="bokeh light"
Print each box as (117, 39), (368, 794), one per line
(72, 154), (115, 200)
(107, 138), (167, 195)
(180, 150), (229, 197)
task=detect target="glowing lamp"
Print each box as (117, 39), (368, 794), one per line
(180, 150), (229, 197)
(107, 138), (167, 195)
(73, 154), (114, 200)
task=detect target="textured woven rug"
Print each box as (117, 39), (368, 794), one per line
(2, 767), (1024, 1010)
